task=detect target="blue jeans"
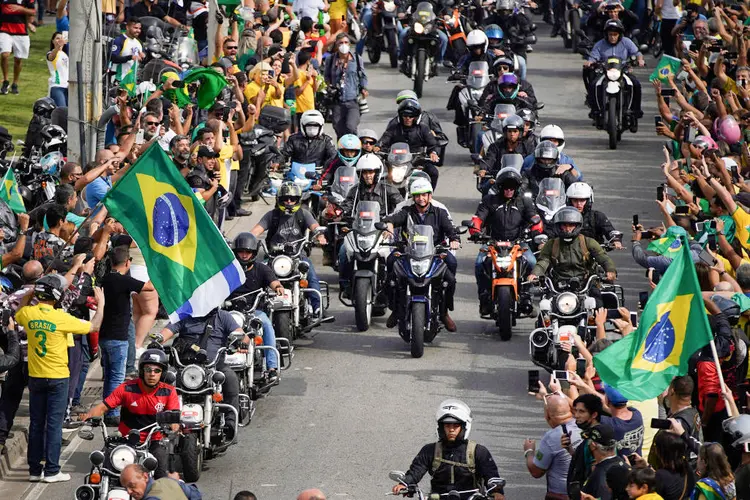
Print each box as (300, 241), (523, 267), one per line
(302, 257), (321, 312)
(73, 337), (90, 407)
(255, 311), (278, 369)
(28, 377), (69, 476)
(517, 55), (527, 81)
(357, 6), (374, 55)
(474, 245), (536, 296)
(99, 339), (128, 417)
(126, 319), (136, 374)
(49, 87), (67, 107)
(398, 26), (448, 62)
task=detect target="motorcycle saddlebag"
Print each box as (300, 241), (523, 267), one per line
(258, 106), (291, 134)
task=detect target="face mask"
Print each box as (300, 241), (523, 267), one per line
(338, 43), (350, 55)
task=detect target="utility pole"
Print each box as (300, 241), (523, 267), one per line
(68, 0), (103, 166)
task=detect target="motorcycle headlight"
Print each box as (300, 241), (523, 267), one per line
(556, 292), (579, 315)
(413, 22), (425, 34)
(272, 255), (294, 278)
(470, 88), (483, 100)
(391, 165), (409, 183)
(607, 68), (621, 81)
(229, 311), (245, 330)
(181, 365), (206, 390)
(356, 233), (377, 251)
(109, 445), (137, 472)
(495, 256), (512, 268)
(410, 257), (431, 277)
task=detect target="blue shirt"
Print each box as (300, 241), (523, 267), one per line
(323, 53), (368, 102)
(85, 176), (112, 211)
(602, 409), (645, 456)
(522, 153), (582, 179)
(56, 16), (69, 53)
(588, 37), (641, 63)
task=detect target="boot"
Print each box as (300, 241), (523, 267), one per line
(550, 23), (561, 38)
(456, 127), (468, 148)
(442, 313), (457, 332)
(479, 293), (492, 317)
(322, 248), (334, 267)
(386, 312), (398, 328)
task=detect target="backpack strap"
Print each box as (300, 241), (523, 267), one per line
(578, 234), (590, 264)
(432, 441), (443, 474)
(551, 238), (561, 267)
(466, 440), (477, 475)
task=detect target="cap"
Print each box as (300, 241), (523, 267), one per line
(197, 146), (220, 159)
(735, 192), (750, 208)
(588, 423), (617, 446)
(210, 100), (228, 112)
(603, 384), (628, 406)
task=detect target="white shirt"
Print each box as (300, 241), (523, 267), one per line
(292, 0), (325, 20)
(47, 50), (69, 88)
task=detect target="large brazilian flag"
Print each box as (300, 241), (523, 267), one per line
(102, 144), (245, 322)
(594, 235), (713, 401)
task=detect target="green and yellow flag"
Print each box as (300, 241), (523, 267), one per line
(120, 64), (138, 97)
(0, 168), (25, 214)
(647, 226), (687, 255)
(101, 144), (245, 322)
(594, 235), (713, 401)
(649, 54), (682, 83)
(181, 67), (228, 109)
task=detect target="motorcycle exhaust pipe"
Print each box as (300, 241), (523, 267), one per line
(529, 328), (550, 349)
(75, 485), (97, 500)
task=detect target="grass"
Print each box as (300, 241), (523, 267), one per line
(1, 24), (57, 146)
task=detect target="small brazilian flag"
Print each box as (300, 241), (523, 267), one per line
(594, 235), (713, 401)
(649, 55), (682, 83)
(102, 144), (245, 322)
(0, 168), (25, 214)
(120, 64), (138, 98)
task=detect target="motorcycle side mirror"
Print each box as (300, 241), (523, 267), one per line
(142, 456), (159, 472)
(78, 426), (95, 441)
(534, 234), (549, 246)
(304, 171), (318, 179)
(163, 369), (177, 385)
(388, 470), (406, 483)
(460, 220), (473, 227)
(610, 231), (623, 241)
(488, 477), (506, 488)
(15, 139), (24, 146)
(442, 60), (455, 69)
(639, 44), (649, 53)
(456, 226), (468, 234)
(374, 222), (388, 230)
(127, 429), (141, 446)
(156, 409), (181, 425)
(535, 102), (545, 110)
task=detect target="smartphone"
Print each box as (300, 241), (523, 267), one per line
(553, 370), (569, 381)
(135, 128), (145, 145)
(569, 482), (582, 500)
(605, 309), (622, 320)
(630, 311), (638, 327)
(698, 248), (717, 266)
(62, 31), (69, 42)
(632, 214), (639, 227)
(660, 88), (676, 97)
(707, 233), (718, 251)
(657, 185), (665, 202)
(705, 220), (716, 231)
(655, 115), (664, 127)
(639, 291), (649, 310)
(729, 51), (740, 59)
(561, 423), (569, 436)
(709, 44), (723, 53)
(576, 358), (586, 377)
(651, 418), (672, 429)
(696, 221), (705, 233)
(628, 453), (639, 464)
(528, 370), (540, 393)
(674, 205), (691, 215)
(268, 69), (275, 78)
(641, 230), (654, 239)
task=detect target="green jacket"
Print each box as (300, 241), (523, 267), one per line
(532, 235), (616, 279)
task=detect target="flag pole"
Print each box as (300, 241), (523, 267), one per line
(708, 338), (736, 416)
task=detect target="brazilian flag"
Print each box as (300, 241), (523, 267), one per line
(101, 144), (245, 322)
(594, 235), (713, 401)
(0, 168), (25, 214)
(649, 55), (682, 83)
(646, 226), (687, 256)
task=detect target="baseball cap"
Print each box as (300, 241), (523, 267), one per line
(588, 423), (617, 446)
(197, 146), (220, 159)
(603, 384), (629, 406)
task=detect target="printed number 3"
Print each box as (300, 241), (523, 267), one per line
(35, 331), (47, 358)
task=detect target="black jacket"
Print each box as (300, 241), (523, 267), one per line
(476, 193), (537, 241)
(403, 440), (501, 494)
(580, 207), (617, 243)
(379, 121), (439, 155)
(521, 165), (578, 199)
(384, 203), (458, 244)
(484, 13), (534, 56)
(341, 182), (403, 218)
(0, 330), (20, 373)
(282, 133), (337, 170)
(479, 79), (537, 114)
(386, 111), (445, 139)
(484, 138), (536, 174)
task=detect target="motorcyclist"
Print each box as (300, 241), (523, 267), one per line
(583, 19), (644, 121)
(398, 1), (449, 72)
(491, 56), (537, 103)
(585, 0), (640, 43)
(528, 207), (617, 283)
(521, 124), (580, 177)
(522, 140), (580, 199)
(281, 110), (337, 171)
(359, 128), (379, 154)
(393, 90), (448, 149)
(482, 115), (536, 177)
(566, 182), (623, 248)
(391, 399), (505, 500)
(251, 182), (327, 316)
(82, 349), (180, 479)
(469, 168), (540, 315)
(517, 108), (539, 151)
(229, 232), (282, 380)
(379, 99), (442, 188)
(319, 134), (362, 186)
(24, 97), (57, 157)
(485, 24), (506, 61)
(479, 73), (537, 118)
(485, 0), (534, 78)
(393, 171), (454, 223)
(383, 178), (459, 331)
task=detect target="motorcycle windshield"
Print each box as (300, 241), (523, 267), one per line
(501, 154), (524, 172)
(331, 166), (357, 199)
(388, 142), (413, 165)
(409, 225), (435, 259)
(354, 201), (381, 235)
(466, 62), (490, 89)
(175, 36), (199, 65)
(414, 2), (436, 23)
(40, 151), (64, 175)
(536, 178), (567, 213)
(490, 104), (517, 131)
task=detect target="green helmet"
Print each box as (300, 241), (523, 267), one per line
(277, 182), (302, 214)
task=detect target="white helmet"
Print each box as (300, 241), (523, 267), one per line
(566, 182), (593, 202)
(436, 399), (473, 440)
(466, 30), (488, 52)
(300, 110), (325, 138)
(410, 178), (433, 196)
(540, 124), (566, 152)
(356, 152), (383, 172)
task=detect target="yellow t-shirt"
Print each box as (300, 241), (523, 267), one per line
(732, 206), (750, 251)
(244, 81), (281, 110)
(16, 304), (91, 379)
(329, 0), (351, 19)
(295, 73), (315, 114)
(629, 398), (659, 459)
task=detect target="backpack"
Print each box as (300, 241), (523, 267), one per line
(431, 440), (478, 487)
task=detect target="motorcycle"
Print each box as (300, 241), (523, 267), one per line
(438, 2), (476, 63)
(366, 0), (400, 68)
(320, 165), (359, 271)
(561, 0), (589, 53)
(75, 411), (181, 500)
(476, 104), (517, 161)
(264, 230), (334, 342)
(387, 470), (506, 500)
(284, 161), (325, 217)
(386, 142), (415, 194)
(453, 61), (491, 155)
(238, 123), (280, 200)
(403, 2), (442, 98)
(590, 57), (639, 149)
(476, 154), (524, 196)
(340, 201), (390, 331)
(535, 177), (567, 224)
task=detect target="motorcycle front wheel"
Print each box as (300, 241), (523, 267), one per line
(367, 35), (382, 64)
(354, 278), (373, 332)
(570, 10), (581, 54)
(414, 49), (426, 98)
(180, 433), (203, 482)
(607, 96), (618, 150)
(495, 286), (514, 341)
(386, 30), (398, 68)
(273, 310), (294, 342)
(410, 303), (426, 358)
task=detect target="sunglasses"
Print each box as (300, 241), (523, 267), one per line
(280, 196), (298, 203)
(362, 140), (376, 146)
(226, 46), (238, 50)
(143, 367), (162, 374)
(146, 121), (159, 126)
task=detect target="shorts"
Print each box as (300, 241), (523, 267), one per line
(0, 33), (30, 59)
(130, 264), (150, 283)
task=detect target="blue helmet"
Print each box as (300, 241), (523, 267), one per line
(498, 73), (519, 100)
(485, 24), (504, 48)
(337, 134), (362, 167)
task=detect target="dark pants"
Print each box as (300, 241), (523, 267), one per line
(219, 367), (239, 431)
(235, 157), (252, 208)
(331, 100), (360, 139)
(150, 440), (170, 479)
(66, 336), (84, 417)
(386, 251), (457, 312)
(227, 170), (239, 216)
(584, 66), (642, 115)
(28, 376), (69, 476)
(0, 360), (28, 445)
(73, 337), (90, 407)
(422, 163), (440, 189)
(660, 19), (678, 57)
(248, 154), (273, 199)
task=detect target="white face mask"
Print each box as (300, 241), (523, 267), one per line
(338, 43), (350, 55)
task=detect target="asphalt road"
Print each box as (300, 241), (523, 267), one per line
(15, 25), (668, 500)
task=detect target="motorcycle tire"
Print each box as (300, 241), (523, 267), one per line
(570, 10), (581, 54)
(387, 30), (398, 68)
(414, 49), (426, 99)
(410, 303), (426, 358)
(469, 122), (483, 155)
(180, 433), (203, 483)
(652, 31), (663, 58)
(563, 21), (572, 49)
(354, 278), (373, 332)
(273, 310), (294, 342)
(367, 36), (382, 64)
(607, 97), (618, 150)
(495, 286), (514, 341)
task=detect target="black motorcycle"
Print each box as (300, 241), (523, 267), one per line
(402, 2), (442, 98)
(589, 56), (639, 149)
(366, 0), (400, 68)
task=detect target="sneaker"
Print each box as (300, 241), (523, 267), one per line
(42, 472), (71, 483)
(267, 369), (279, 386)
(63, 419), (81, 429)
(10, 83), (18, 94)
(29, 474), (43, 482)
(69, 404), (86, 415)
(235, 208), (252, 217)
(0, 81), (8, 94)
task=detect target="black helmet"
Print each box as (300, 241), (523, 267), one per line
(233, 232), (260, 268)
(604, 19), (625, 36)
(534, 140), (560, 170)
(41, 124), (67, 154)
(503, 114), (525, 131)
(277, 181), (302, 214)
(138, 348), (169, 383)
(398, 99), (422, 121)
(33, 97), (57, 118)
(34, 274), (68, 302)
(495, 167), (522, 191)
(553, 207), (584, 241)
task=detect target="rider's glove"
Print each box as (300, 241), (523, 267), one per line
(469, 216), (483, 236)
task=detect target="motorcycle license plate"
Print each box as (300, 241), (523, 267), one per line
(281, 289), (292, 300)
